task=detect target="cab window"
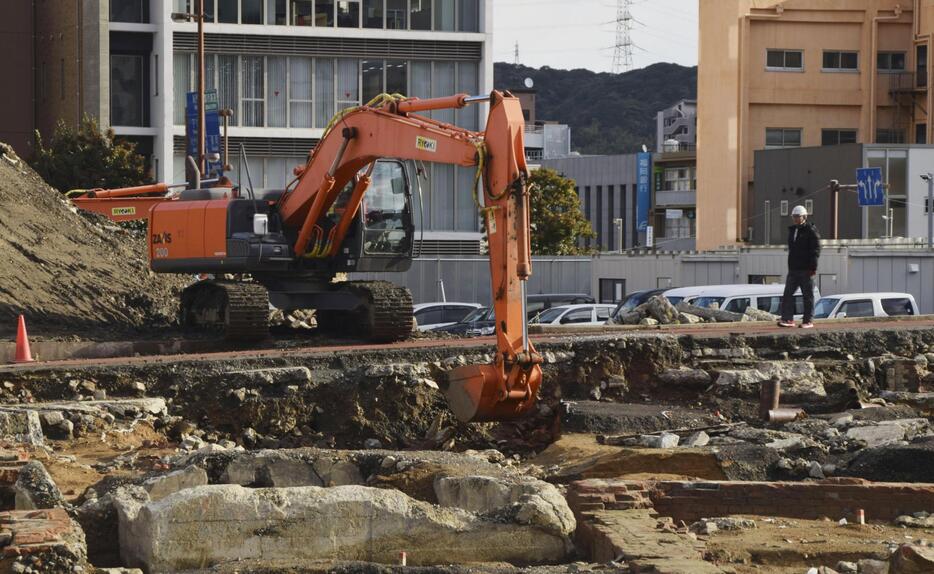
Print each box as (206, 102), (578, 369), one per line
(414, 307), (444, 325)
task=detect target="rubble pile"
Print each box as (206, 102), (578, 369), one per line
(0, 142), (186, 339)
(608, 295), (778, 326)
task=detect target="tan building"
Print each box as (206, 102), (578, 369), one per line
(697, 0), (934, 250)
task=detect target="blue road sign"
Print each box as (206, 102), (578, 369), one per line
(186, 90), (222, 178)
(856, 167), (885, 207)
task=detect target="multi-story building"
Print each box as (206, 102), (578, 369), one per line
(655, 99), (696, 153)
(511, 87), (571, 165)
(541, 154), (639, 253)
(697, 0), (934, 250)
(652, 99), (697, 250)
(20, 0), (492, 253)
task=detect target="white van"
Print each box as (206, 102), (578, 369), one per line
(813, 293), (919, 319)
(662, 286), (708, 306)
(671, 284), (821, 315)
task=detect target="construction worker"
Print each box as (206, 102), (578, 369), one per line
(778, 205), (821, 329)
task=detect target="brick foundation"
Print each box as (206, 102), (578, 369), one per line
(568, 477), (934, 528)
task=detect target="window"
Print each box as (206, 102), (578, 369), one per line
(766, 49), (803, 71)
(267, 56), (287, 127)
(882, 298), (914, 316)
(599, 279), (625, 304)
(749, 275), (782, 285)
(459, 0), (479, 31)
(217, 0), (238, 22)
(111, 54), (145, 126)
(765, 128), (802, 148)
(876, 129), (906, 144)
(805, 199), (813, 215)
(724, 298), (750, 313)
(314, 58), (334, 128)
(663, 167), (695, 191)
(596, 307), (611, 321)
(917, 123), (927, 144)
(822, 129), (857, 145)
(410, 0), (431, 30)
(443, 305), (475, 323)
(756, 296), (782, 315)
(291, 0), (313, 25)
(386, 60), (407, 95)
(435, 0), (455, 31)
(363, 0), (383, 27)
(241, 0), (263, 23)
(822, 51), (858, 71)
(918, 45), (928, 88)
(362, 59), (384, 102)
(337, 1), (360, 27)
(877, 52), (906, 72)
(316, 0), (334, 26)
(336, 58), (360, 111)
(241, 56), (264, 126)
(289, 57), (313, 128)
(111, 0), (148, 23)
(268, 0), (287, 24)
(560, 308), (593, 325)
(780, 200), (789, 216)
(386, 0), (406, 28)
(414, 307), (444, 326)
(839, 300), (874, 318)
(218, 55), (239, 126)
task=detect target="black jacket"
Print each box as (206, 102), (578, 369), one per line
(787, 222), (821, 271)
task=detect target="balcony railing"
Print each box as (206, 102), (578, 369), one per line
(524, 124), (545, 135)
(660, 142), (696, 153)
(889, 71), (926, 92)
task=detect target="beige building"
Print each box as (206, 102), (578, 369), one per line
(697, 0), (934, 250)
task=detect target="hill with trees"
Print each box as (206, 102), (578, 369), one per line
(494, 62), (697, 155)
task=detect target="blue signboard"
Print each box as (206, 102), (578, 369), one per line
(636, 152), (652, 233)
(856, 167), (885, 207)
(186, 90), (222, 178)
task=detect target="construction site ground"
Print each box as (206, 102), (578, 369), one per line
(1, 143), (934, 573)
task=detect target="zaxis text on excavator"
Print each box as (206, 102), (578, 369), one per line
(135, 90), (542, 423)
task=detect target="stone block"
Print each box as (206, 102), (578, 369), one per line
(890, 544), (934, 574)
(846, 424), (906, 448)
(116, 484), (572, 571)
(0, 411), (44, 446)
(142, 465), (208, 502)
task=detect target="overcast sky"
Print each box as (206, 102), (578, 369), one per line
(493, 0), (699, 74)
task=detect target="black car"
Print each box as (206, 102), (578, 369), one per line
(609, 288), (669, 322)
(431, 306), (494, 336)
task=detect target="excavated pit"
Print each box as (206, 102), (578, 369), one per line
(0, 325), (933, 572)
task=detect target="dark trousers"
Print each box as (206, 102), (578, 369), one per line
(781, 270), (815, 322)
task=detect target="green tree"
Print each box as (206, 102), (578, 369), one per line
(528, 168), (595, 255)
(32, 116), (148, 193)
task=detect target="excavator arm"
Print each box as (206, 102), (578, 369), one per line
(278, 91), (542, 422)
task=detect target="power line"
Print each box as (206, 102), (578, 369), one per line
(612, 0), (634, 73)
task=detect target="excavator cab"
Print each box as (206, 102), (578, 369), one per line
(314, 159), (415, 274)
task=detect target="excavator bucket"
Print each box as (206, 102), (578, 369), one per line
(444, 363), (543, 422)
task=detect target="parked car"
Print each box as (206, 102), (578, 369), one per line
(686, 284), (821, 315)
(431, 306), (493, 336)
(813, 293), (919, 319)
(525, 293), (595, 319)
(609, 288), (669, 322)
(412, 302), (482, 331)
(529, 304), (616, 327)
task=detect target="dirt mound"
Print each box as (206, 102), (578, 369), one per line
(0, 143), (187, 339)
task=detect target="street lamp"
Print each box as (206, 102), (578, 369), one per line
(172, 1), (206, 176)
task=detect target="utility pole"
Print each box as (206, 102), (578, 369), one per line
(197, 0), (206, 175)
(612, 0), (634, 73)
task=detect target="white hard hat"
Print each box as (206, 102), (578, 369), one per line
(792, 205), (808, 216)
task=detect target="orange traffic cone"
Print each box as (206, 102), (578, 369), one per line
(14, 315), (34, 363)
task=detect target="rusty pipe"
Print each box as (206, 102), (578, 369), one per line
(768, 408), (805, 423)
(760, 377), (782, 420)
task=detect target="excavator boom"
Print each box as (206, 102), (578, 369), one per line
(277, 91), (542, 421)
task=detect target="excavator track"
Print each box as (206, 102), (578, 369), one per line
(317, 281), (413, 342)
(180, 280), (269, 342)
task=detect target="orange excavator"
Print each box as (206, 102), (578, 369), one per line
(112, 90), (542, 422)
